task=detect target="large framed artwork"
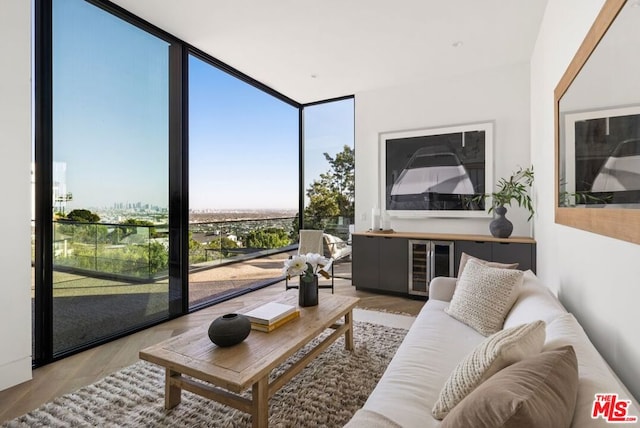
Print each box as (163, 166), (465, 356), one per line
(561, 105), (640, 208)
(380, 122), (493, 218)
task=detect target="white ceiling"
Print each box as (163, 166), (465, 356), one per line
(110, 0), (549, 104)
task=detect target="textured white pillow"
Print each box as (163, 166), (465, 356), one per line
(432, 320), (546, 420)
(457, 252), (519, 279)
(445, 259), (524, 335)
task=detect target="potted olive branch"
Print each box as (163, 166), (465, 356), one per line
(473, 166), (534, 238)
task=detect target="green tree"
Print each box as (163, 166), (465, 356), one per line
(119, 218), (159, 238)
(206, 236), (239, 257)
(188, 231), (207, 263)
(56, 209), (103, 244)
(303, 145), (354, 230)
(146, 241), (169, 274)
(305, 180), (340, 229)
(325, 145), (355, 216)
(245, 227), (291, 249)
(64, 209), (100, 223)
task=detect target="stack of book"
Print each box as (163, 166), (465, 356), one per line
(244, 302), (300, 332)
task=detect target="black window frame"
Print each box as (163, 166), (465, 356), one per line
(33, 0), (304, 366)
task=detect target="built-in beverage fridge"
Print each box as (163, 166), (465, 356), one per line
(408, 240), (454, 297)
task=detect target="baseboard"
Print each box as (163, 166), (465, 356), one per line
(0, 357), (32, 391)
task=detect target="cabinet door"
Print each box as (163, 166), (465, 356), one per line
(379, 237), (408, 293)
(432, 241), (455, 278)
(454, 240), (492, 276)
(352, 235), (380, 289)
(492, 242), (535, 272)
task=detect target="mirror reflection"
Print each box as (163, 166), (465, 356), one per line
(558, 0), (640, 208)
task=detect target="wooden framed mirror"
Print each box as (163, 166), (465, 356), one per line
(555, 0), (640, 244)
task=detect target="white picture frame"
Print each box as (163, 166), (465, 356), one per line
(379, 122), (494, 218)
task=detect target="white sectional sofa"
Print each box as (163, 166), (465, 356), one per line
(345, 270), (639, 427)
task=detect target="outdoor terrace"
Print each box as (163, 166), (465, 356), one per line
(34, 216), (353, 354)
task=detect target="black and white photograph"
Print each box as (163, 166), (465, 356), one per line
(562, 106), (640, 208)
(381, 123), (493, 216)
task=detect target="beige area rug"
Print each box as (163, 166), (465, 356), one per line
(3, 320), (409, 428)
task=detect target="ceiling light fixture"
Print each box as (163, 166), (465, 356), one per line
(452, 41), (463, 48)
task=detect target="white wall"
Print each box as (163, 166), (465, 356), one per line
(531, 0), (640, 401)
(0, 0), (33, 390)
(354, 62), (532, 236)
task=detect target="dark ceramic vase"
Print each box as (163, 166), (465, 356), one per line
(208, 313), (251, 347)
(490, 206), (514, 238)
(299, 274), (319, 307)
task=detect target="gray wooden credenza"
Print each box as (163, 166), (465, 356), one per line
(352, 231), (536, 298)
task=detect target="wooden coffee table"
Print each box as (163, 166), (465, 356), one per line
(139, 292), (359, 428)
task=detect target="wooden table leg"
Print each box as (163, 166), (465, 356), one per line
(345, 309), (354, 351)
(165, 368), (182, 409)
(252, 376), (269, 428)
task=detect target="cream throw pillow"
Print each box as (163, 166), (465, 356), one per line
(457, 252), (519, 279)
(432, 320), (546, 420)
(446, 259), (523, 335)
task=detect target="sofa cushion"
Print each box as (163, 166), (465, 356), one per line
(445, 259), (524, 335)
(432, 320), (546, 420)
(441, 345), (579, 428)
(343, 409), (402, 428)
(503, 270), (567, 329)
(544, 313), (640, 428)
(457, 252), (519, 278)
(352, 299), (486, 428)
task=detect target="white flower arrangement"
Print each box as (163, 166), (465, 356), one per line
(283, 253), (333, 281)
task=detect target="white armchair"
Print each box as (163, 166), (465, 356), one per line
(286, 229), (337, 293)
(322, 233), (352, 262)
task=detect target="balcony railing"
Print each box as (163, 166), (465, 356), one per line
(53, 220), (168, 281)
(48, 215), (353, 282)
(188, 216), (297, 268)
(51, 217), (301, 281)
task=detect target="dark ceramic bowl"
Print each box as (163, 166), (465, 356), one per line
(208, 313), (251, 347)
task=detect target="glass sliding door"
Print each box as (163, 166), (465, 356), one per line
(51, 0), (171, 354)
(188, 54), (299, 308)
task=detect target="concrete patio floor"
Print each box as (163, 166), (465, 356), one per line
(39, 252), (352, 308)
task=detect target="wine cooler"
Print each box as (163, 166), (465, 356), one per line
(408, 240), (454, 297)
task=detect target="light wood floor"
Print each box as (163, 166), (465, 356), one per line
(0, 279), (425, 423)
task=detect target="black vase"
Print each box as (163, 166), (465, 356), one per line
(490, 206), (514, 238)
(208, 313), (251, 347)
(299, 274), (319, 307)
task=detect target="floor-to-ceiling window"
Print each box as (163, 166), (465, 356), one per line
(45, 0), (173, 355)
(187, 54), (300, 308)
(302, 97), (355, 237)
(35, 0), (352, 365)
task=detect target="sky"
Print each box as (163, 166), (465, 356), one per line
(52, 0), (353, 212)
(303, 99), (355, 198)
(53, 0), (169, 209)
